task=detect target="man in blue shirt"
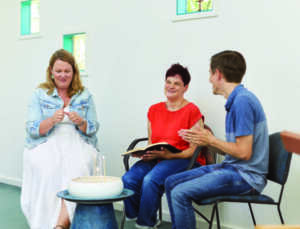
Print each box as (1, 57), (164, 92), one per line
(165, 50), (269, 229)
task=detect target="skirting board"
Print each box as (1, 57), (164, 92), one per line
(113, 201), (234, 229)
(0, 175), (22, 187)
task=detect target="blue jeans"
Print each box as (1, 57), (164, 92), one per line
(165, 163), (255, 229)
(122, 158), (190, 227)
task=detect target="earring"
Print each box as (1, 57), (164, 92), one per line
(51, 75), (54, 79)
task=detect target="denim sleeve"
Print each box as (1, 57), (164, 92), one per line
(85, 94), (99, 136)
(26, 90), (42, 138)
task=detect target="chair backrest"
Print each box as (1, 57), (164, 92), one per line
(202, 124), (216, 165)
(267, 132), (292, 185)
(187, 125), (216, 170)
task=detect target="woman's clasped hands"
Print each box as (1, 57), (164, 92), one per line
(51, 108), (84, 126)
(52, 108), (64, 125)
(65, 111), (85, 126)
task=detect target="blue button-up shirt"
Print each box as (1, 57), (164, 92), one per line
(223, 84), (269, 192)
(25, 88), (99, 150)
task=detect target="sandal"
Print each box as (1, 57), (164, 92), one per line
(54, 225), (67, 229)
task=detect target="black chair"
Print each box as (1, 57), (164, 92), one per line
(120, 125), (215, 229)
(192, 132), (293, 229)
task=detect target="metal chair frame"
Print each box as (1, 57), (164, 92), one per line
(193, 132), (293, 229)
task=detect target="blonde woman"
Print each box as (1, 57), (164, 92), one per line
(21, 49), (100, 229)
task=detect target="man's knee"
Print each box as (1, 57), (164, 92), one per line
(171, 184), (191, 204)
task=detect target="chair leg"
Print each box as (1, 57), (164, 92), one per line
(277, 205), (285, 224)
(208, 204), (216, 229)
(215, 203), (221, 229)
(193, 207), (211, 224)
(120, 205), (126, 229)
(248, 203), (256, 225)
(159, 199), (162, 223)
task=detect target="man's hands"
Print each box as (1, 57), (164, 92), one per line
(178, 127), (215, 146)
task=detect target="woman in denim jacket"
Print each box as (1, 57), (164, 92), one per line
(21, 49), (100, 229)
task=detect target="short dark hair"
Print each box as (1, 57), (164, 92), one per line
(210, 50), (246, 83)
(165, 63), (191, 86)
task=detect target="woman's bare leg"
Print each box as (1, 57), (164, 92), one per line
(55, 200), (70, 229)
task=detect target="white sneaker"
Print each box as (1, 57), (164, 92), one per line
(135, 223), (156, 229)
(126, 217), (137, 222)
(135, 219), (161, 229)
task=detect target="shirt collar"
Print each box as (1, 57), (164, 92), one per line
(225, 84), (244, 111)
(50, 88), (59, 97)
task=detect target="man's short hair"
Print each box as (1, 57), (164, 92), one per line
(210, 50), (246, 83)
(165, 63), (191, 86)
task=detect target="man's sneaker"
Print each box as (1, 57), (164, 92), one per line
(135, 219), (161, 229)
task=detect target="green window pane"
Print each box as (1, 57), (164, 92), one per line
(63, 35), (74, 53)
(21, 1), (31, 35)
(177, 0), (187, 15)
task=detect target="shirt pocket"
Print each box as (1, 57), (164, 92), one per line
(71, 100), (89, 118)
(40, 99), (60, 118)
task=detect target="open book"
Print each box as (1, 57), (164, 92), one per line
(122, 142), (181, 156)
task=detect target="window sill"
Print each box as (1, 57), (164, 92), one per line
(80, 71), (88, 77)
(18, 33), (43, 40)
(172, 11), (217, 22)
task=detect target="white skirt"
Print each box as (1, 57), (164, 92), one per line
(21, 122), (98, 229)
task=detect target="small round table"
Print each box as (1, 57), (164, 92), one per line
(57, 188), (134, 229)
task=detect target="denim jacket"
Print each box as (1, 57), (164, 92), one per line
(25, 87), (99, 150)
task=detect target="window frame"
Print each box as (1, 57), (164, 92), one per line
(19, 0), (42, 40)
(62, 32), (88, 77)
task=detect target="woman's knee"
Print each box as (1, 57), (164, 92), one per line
(142, 173), (156, 188)
(122, 172), (134, 186)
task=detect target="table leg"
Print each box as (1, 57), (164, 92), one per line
(71, 203), (118, 229)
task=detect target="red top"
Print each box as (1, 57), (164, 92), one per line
(148, 102), (206, 165)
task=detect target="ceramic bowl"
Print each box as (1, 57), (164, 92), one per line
(68, 176), (123, 198)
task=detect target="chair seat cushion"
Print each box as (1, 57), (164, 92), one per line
(195, 194), (275, 205)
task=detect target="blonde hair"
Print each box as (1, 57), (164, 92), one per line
(39, 49), (84, 97)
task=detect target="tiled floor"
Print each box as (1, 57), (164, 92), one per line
(0, 183), (172, 229)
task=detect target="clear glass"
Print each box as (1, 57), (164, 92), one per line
(31, 0), (40, 34)
(94, 153), (106, 176)
(73, 33), (86, 72)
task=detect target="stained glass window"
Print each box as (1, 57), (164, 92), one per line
(177, 0), (213, 15)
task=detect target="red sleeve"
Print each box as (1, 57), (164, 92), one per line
(147, 104), (155, 123)
(189, 103), (204, 128)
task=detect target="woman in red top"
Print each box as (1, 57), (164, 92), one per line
(122, 63), (205, 228)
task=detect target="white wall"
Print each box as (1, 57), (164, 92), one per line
(1, 0), (300, 227)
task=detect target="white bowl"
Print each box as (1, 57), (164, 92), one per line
(68, 176), (123, 198)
